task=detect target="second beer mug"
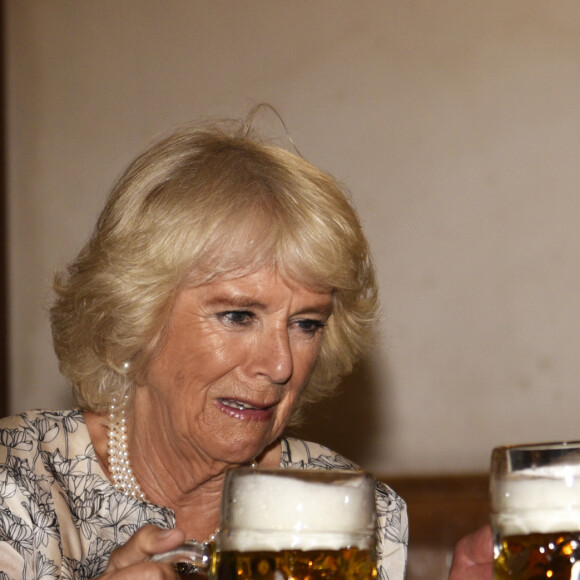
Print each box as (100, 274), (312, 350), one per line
(151, 467), (378, 580)
(491, 441), (580, 580)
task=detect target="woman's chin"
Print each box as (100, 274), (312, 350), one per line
(210, 429), (279, 467)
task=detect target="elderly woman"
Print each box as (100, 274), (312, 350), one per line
(0, 119), (407, 579)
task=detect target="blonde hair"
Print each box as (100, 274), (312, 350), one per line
(51, 120), (378, 421)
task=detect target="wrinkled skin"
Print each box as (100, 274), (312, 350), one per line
(92, 268), (333, 578)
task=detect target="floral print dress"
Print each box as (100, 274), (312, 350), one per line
(0, 410), (407, 579)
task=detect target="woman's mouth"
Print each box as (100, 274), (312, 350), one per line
(219, 399), (260, 410)
(217, 398), (275, 420)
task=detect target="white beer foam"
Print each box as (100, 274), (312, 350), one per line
(219, 471), (375, 551)
(493, 467), (580, 535)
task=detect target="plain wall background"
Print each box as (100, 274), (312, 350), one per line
(6, 1), (580, 475)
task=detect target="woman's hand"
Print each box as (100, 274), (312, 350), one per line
(99, 525), (186, 578)
(448, 525), (493, 580)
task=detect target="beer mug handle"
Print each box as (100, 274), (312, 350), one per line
(149, 540), (212, 575)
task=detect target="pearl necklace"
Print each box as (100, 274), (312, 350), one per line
(107, 395), (147, 502)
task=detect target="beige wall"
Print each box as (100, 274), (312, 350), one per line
(7, 1), (580, 475)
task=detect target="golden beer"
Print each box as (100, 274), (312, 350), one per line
(494, 531), (580, 580)
(491, 442), (580, 580)
(216, 548), (377, 580)
(155, 469), (378, 580)
(175, 548), (376, 580)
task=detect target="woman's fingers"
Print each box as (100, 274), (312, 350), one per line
(101, 561), (178, 579)
(104, 525), (186, 574)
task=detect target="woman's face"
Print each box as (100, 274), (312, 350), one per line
(140, 267), (333, 466)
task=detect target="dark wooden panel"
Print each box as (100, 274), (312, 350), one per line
(0, 1), (7, 418)
(381, 474), (490, 547)
(379, 474), (490, 579)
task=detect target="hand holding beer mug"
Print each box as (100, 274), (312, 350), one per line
(152, 468), (378, 579)
(491, 441), (580, 580)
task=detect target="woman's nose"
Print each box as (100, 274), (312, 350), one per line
(249, 327), (293, 384)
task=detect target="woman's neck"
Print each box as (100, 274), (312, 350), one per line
(83, 407), (282, 541)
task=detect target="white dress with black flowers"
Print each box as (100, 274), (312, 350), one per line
(0, 410), (408, 579)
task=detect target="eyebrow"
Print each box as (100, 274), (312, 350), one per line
(204, 293), (267, 310)
(205, 292), (333, 315)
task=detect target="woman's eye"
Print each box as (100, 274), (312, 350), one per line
(295, 319), (326, 335)
(219, 311), (254, 326)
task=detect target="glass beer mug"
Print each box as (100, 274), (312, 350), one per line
(151, 467), (378, 580)
(491, 441), (580, 580)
